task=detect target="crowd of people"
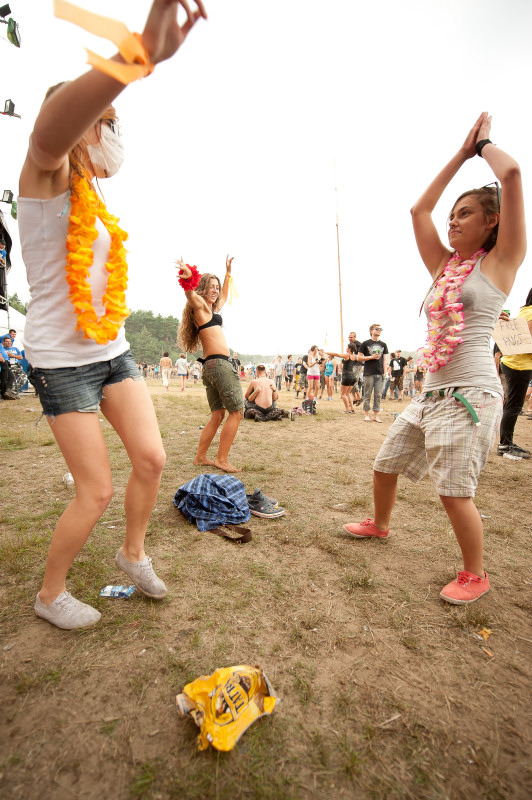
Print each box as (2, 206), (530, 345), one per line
(0, 327), (24, 400)
(3, 1), (530, 631)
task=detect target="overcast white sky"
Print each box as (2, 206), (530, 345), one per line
(2, 0), (531, 354)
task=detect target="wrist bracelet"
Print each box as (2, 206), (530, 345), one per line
(178, 264), (201, 291)
(476, 139), (492, 157)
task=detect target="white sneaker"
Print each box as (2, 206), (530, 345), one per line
(115, 550), (167, 599)
(34, 591), (101, 630)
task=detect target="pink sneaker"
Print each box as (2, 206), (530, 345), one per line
(343, 518), (389, 539)
(440, 571), (490, 605)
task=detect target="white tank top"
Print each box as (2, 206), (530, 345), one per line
(17, 188), (129, 368)
(307, 353), (320, 377)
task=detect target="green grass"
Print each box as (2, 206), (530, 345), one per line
(1, 384), (530, 800)
(1, 435), (28, 451)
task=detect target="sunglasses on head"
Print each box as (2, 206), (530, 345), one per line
(481, 181), (501, 208)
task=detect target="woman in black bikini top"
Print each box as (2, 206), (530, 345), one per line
(197, 312), (223, 332)
(176, 256), (244, 473)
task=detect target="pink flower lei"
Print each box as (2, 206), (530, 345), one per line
(418, 248), (486, 373)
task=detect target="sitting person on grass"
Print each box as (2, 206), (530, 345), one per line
(244, 365), (286, 421)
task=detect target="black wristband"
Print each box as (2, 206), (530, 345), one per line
(476, 139), (492, 157)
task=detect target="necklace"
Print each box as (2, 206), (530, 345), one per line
(418, 248), (486, 373)
(65, 172), (129, 344)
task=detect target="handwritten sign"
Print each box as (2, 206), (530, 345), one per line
(493, 317), (532, 356)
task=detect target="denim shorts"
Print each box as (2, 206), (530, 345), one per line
(27, 349), (142, 417)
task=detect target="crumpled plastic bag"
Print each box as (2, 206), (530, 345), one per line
(176, 664), (278, 751)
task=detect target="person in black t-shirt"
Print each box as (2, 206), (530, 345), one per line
(358, 324), (389, 422)
(229, 351), (241, 375)
(296, 354), (308, 399)
(389, 349), (408, 400)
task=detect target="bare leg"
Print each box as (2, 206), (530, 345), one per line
(373, 470), (398, 530)
(341, 385), (353, 411)
(215, 409), (243, 472)
(101, 378), (166, 562)
(194, 409), (225, 465)
(440, 496), (484, 577)
(38, 413), (114, 605)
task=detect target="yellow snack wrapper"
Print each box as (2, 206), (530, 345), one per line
(176, 664), (278, 751)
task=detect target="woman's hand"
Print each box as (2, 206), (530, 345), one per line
(460, 112), (488, 159)
(226, 255), (234, 274)
(176, 258), (191, 280)
(142, 0), (207, 66)
(477, 113), (492, 144)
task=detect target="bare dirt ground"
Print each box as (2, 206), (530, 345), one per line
(1, 381), (531, 800)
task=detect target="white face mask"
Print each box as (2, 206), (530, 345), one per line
(86, 122), (124, 178)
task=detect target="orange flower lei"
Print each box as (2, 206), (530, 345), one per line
(65, 172), (129, 345)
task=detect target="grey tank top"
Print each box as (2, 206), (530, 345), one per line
(423, 257), (506, 396)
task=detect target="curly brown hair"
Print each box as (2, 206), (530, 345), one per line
(451, 186), (500, 252)
(178, 273), (222, 352)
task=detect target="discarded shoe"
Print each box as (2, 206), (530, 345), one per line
(439, 570), (490, 605)
(247, 489), (284, 518)
(115, 549), (167, 599)
(34, 591), (101, 630)
(343, 518), (389, 539)
(246, 488), (278, 507)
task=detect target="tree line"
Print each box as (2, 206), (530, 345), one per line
(8, 299), (329, 365)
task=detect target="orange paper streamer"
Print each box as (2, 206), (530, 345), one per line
(54, 0), (153, 84)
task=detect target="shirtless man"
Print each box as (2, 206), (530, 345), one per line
(245, 364), (278, 414)
(159, 352), (173, 391)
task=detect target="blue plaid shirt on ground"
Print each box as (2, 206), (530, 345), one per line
(173, 473), (251, 531)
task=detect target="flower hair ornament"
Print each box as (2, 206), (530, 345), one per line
(65, 172), (129, 345)
(417, 248), (486, 373)
(178, 265), (201, 291)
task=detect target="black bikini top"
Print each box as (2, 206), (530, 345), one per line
(197, 312), (223, 332)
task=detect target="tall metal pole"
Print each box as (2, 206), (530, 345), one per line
(334, 160), (344, 353)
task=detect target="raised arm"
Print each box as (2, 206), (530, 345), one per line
(218, 255), (234, 310)
(176, 260), (207, 313)
(476, 117), (526, 295)
(20, 1), (206, 194)
(410, 113), (486, 278)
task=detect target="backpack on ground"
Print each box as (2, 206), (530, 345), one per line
(301, 398), (317, 415)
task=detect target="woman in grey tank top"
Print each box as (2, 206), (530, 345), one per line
(343, 112), (526, 606)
